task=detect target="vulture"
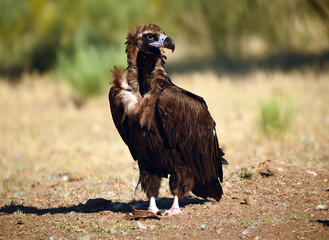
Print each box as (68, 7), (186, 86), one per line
(109, 24), (227, 216)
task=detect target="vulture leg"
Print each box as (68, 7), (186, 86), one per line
(139, 170), (161, 213)
(148, 196), (159, 213)
(164, 195), (182, 216)
(165, 166), (194, 216)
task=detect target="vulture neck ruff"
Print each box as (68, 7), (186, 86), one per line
(125, 30), (168, 97)
(136, 51), (167, 97)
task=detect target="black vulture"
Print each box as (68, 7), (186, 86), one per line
(109, 24), (227, 216)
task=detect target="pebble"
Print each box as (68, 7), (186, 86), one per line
(316, 204), (328, 210)
(61, 175), (69, 182)
(48, 236), (56, 240)
(76, 235), (90, 240)
(307, 170), (317, 176)
(137, 221), (148, 230)
(248, 224), (256, 229)
(242, 229), (249, 235)
(307, 190), (319, 195)
(200, 223), (207, 229)
(216, 228), (223, 235)
(244, 196), (256, 206)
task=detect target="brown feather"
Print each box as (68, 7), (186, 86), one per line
(109, 24), (227, 202)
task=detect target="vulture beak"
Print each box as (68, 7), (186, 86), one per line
(149, 33), (175, 52)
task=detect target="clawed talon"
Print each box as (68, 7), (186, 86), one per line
(147, 195), (183, 217)
(163, 207), (183, 217)
(156, 209), (165, 215)
(148, 208), (159, 214)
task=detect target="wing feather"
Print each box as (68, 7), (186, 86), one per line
(109, 87), (137, 160)
(157, 86), (224, 183)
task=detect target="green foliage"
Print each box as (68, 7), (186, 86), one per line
(0, 0), (328, 97)
(238, 168), (254, 180)
(172, 0), (327, 57)
(0, 0), (150, 74)
(258, 96), (295, 137)
(286, 215), (303, 220)
(92, 227), (107, 237)
(56, 44), (125, 99)
(15, 209), (25, 216)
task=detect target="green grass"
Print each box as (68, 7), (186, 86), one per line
(92, 227), (107, 237)
(0, 0), (327, 78)
(258, 95), (295, 137)
(233, 215), (305, 226)
(286, 215), (303, 221)
(238, 168), (254, 180)
(15, 209), (25, 217)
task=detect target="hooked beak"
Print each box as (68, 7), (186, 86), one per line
(149, 33), (175, 52)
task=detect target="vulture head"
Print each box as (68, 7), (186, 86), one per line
(126, 24), (175, 56)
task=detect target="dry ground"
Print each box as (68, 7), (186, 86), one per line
(0, 69), (328, 239)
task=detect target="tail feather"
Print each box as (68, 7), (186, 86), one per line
(221, 157), (228, 165)
(192, 179), (223, 202)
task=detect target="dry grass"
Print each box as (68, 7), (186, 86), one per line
(0, 70), (328, 193)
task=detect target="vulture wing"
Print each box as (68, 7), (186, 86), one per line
(109, 87), (137, 160)
(157, 86), (225, 183)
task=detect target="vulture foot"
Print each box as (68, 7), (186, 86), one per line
(163, 207), (182, 216)
(163, 195), (182, 216)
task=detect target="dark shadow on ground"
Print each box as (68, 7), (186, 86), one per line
(316, 220), (329, 227)
(0, 197), (208, 215)
(167, 51), (329, 76)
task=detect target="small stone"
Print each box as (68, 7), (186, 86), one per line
(244, 196), (256, 206)
(307, 170), (317, 176)
(216, 228), (223, 235)
(242, 229), (249, 235)
(316, 204), (328, 210)
(137, 221), (147, 230)
(60, 172), (85, 182)
(61, 175), (69, 182)
(76, 235), (91, 240)
(48, 236), (56, 240)
(200, 223), (207, 229)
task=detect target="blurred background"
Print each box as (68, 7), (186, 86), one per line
(0, 0), (328, 193)
(1, 0), (328, 97)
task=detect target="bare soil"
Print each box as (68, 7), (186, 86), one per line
(0, 71), (328, 239)
(0, 160), (328, 239)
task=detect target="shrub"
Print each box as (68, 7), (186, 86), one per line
(56, 44), (126, 99)
(258, 95), (295, 137)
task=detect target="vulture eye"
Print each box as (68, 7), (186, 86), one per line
(146, 34), (154, 41)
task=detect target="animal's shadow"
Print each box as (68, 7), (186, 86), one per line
(0, 197), (207, 216)
(316, 220), (329, 227)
